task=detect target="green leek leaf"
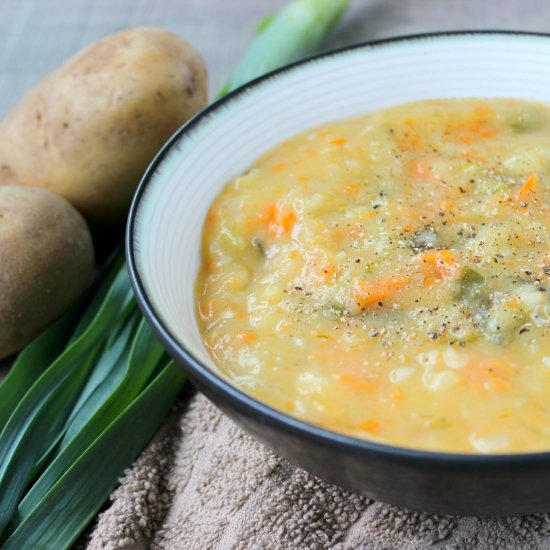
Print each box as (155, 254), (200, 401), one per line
(0, 266), (134, 536)
(61, 305), (139, 441)
(0, 247), (128, 434)
(0, 312), (77, 433)
(11, 319), (165, 530)
(225, 0), (349, 93)
(0, 0), (350, 544)
(69, 247), (125, 343)
(3, 363), (187, 550)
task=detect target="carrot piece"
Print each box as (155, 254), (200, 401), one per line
(397, 129), (421, 151)
(467, 112), (495, 138)
(352, 274), (409, 309)
(206, 207), (218, 222)
(343, 180), (361, 194)
(238, 331), (258, 344)
(441, 200), (454, 211)
(272, 162), (287, 173)
(468, 118), (482, 134)
(505, 296), (521, 309)
(330, 137), (347, 146)
(263, 205), (277, 227)
(279, 211), (296, 233)
(317, 264), (337, 281)
(391, 389), (405, 402)
(359, 419), (380, 434)
(513, 173), (538, 203)
(458, 133), (473, 144)
(479, 128), (495, 139)
(463, 359), (512, 392)
(339, 374), (377, 392)
(419, 249), (459, 282)
(262, 204), (296, 237)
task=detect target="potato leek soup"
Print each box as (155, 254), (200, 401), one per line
(196, 99), (550, 454)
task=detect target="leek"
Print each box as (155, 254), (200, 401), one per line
(224, 0), (349, 93)
(0, 0), (350, 546)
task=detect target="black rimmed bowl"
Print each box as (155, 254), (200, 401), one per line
(127, 31), (550, 516)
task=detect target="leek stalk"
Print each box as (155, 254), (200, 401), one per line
(0, 0), (349, 546)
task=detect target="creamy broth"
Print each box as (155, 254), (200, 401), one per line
(196, 99), (550, 453)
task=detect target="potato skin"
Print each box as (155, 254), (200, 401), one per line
(0, 185), (94, 359)
(0, 28), (208, 228)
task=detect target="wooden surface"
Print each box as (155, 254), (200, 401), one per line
(0, 0), (549, 375)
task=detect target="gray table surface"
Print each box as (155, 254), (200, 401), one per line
(2, 0), (550, 120)
(2, 6), (550, 547)
(0, 0), (549, 373)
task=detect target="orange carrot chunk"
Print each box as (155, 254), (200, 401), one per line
(359, 419), (380, 434)
(262, 204), (296, 237)
(513, 173), (538, 204)
(462, 358), (512, 392)
(420, 249), (459, 282)
(272, 162), (287, 173)
(352, 274), (409, 309)
(330, 137), (347, 146)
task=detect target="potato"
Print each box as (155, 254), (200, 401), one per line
(0, 185), (94, 359)
(0, 28), (207, 229)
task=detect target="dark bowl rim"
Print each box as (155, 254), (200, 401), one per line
(126, 29), (550, 467)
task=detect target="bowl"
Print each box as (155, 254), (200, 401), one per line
(127, 31), (550, 516)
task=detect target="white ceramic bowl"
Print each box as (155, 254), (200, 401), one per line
(127, 32), (550, 515)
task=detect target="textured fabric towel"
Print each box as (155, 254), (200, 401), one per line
(85, 393), (550, 549)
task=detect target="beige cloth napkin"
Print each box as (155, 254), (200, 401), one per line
(85, 392), (550, 549)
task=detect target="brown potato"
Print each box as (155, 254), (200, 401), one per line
(0, 28), (208, 229)
(0, 185), (94, 358)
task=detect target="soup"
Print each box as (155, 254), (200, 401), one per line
(196, 99), (550, 453)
